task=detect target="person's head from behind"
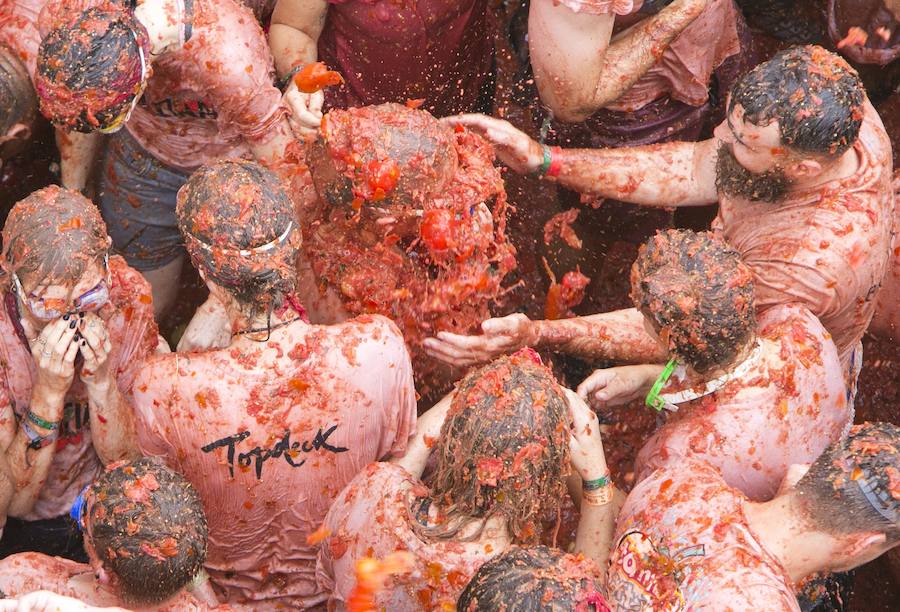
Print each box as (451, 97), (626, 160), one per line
(177, 159), (301, 326)
(75, 457), (208, 605)
(0, 46), (38, 164)
(35, 6), (150, 134)
(715, 45), (865, 202)
(2, 186), (112, 331)
(457, 546), (610, 612)
(419, 350), (570, 545)
(791, 422), (900, 571)
(630, 229), (757, 377)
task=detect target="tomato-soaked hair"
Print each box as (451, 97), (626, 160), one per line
(796, 422), (900, 543)
(728, 45), (864, 156)
(630, 229), (756, 374)
(177, 159), (300, 316)
(457, 546), (610, 612)
(416, 350), (570, 545)
(35, 5), (149, 132)
(0, 46), (37, 157)
(1, 186), (109, 289)
(85, 457), (207, 604)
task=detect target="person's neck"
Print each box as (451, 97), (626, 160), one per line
(459, 513), (511, 548)
(788, 148), (859, 194)
(135, 0), (184, 56)
(230, 308), (306, 340)
(694, 334), (759, 381)
(744, 492), (836, 583)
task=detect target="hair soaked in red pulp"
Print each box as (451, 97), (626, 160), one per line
(1, 186), (108, 289)
(306, 103), (517, 394)
(86, 457), (208, 605)
(416, 351), (570, 545)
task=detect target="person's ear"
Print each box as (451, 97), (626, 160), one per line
(845, 532), (887, 557)
(786, 159), (823, 180)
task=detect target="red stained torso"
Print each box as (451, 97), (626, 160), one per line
(636, 304), (851, 502)
(0, 257), (158, 521)
(607, 460), (799, 611)
(130, 315), (416, 608)
(0, 552), (206, 610)
(0, 0), (44, 75)
(714, 104), (895, 370)
(319, 0), (494, 116)
(316, 462), (500, 610)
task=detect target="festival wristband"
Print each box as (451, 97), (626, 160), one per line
(279, 65), (305, 92)
(645, 358), (678, 412)
(26, 410), (58, 431)
(582, 484), (614, 507)
(538, 144), (552, 175)
(22, 420), (57, 450)
(547, 146), (562, 177)
(583, 473), (611, 491)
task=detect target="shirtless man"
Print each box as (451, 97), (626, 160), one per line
(0, 458), (214, 611)
(607, 422), (900, 610)
(427, 46), (894, 388)
(116, 160), (416, 608)
(0, 188), (159, 561)
(35, 0), (298, 316)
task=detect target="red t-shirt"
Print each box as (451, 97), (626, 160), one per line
(131, 314), (417, 608)
(608, 460), (799, 611)
(0, 256), (158, 521)
(636, 305), (850, 501)
(319, 0), (494, 117)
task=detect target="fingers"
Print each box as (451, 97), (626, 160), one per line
(422, 337), (483, 367)
(308, 90), (324, 114)
(440, 113), (506, 133)
(286, 90), (324, 131)
(576, 369), (616, 400)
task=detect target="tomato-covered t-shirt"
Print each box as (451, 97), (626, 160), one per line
(0, 0), (44, 75)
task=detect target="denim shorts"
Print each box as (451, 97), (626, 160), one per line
(98, 130), (192, 271)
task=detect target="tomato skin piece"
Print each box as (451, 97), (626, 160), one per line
(294, 62), (345, 93)
(366, 159), (400, 198)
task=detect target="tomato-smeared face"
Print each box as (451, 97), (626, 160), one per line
(15, 258), (108, 329)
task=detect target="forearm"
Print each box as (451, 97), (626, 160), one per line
(574, 488), (625, 582)
(57, 129), (102, 192)
(548, 139), (718, 206)
(248, 119), (297, 166)
(533, 308), (667, 363)
(5, 390), (63, 516)
(392, 392), (454, 479)
(269, 0), (327, 77)
(86, 377), (139, 465)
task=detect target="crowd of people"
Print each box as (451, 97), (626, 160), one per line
(0, 0), (898, 610)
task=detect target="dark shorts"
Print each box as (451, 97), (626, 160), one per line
(0, 514), (87, 562)
(98, 129), (191, 272)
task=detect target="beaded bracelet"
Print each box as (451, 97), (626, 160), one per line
(26, 410), (58, 431)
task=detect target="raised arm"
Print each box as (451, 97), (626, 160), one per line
(57, 130), (102, 193)
(443, 114), (720, 206)
(391, 391), (454, 480)
(269, 0), (330, 135)
(529, 0), (711, 121)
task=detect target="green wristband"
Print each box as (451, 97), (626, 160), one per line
(537, 144), (552, 175)
(26, 410), (58, 431)
(583, 474), (610, 491)
(645, 358), (678, 412)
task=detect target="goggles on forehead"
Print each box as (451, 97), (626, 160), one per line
(98, 28), (148, 135)
(12, 253), (111, 321)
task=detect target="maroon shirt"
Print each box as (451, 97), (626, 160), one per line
(319, 0), (493, 117)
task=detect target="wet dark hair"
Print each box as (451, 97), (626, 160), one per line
(1, 186), (108, 288)
(417, 350), (570, 545)
(457, 546), (609, 612)
(630, 229), (757, 374)
(177, 159), (300, 316)
(86, 457), (207, 604)
(728, 45), (864, 156)
(35, 6), (148, 132)
(795, 422), (900, 543)
(0, 46), (37, 156)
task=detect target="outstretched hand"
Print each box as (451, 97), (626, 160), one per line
(441, 114), (544, 174)
(423, 314), (538, 367)
(564, 388), (608, 481)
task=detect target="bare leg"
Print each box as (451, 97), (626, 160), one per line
(142, 256), (184, 319)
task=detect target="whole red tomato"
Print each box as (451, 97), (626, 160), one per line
(420, 209), (456, 251)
